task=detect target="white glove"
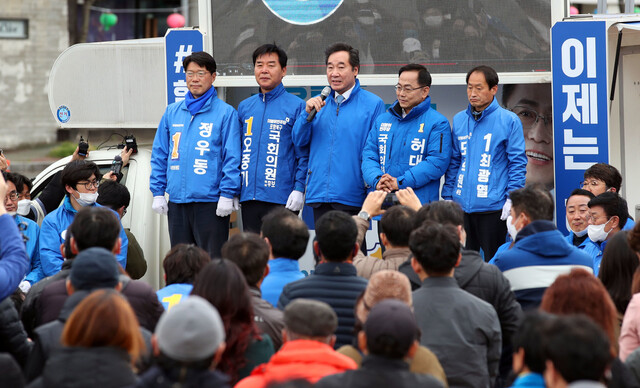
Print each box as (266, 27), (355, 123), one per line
(152, 196), (168, 215)
(232, 197), (240, 211)
(500, 198), (512, 221)
(216, 197), (234, 217)
(19, 280), (31, 294)
(17, 199), (31, 216)
(285, 190), (305, 212)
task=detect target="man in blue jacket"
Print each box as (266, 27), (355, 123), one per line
(491, 185), (593, 310)
(237, 44), (307, 233)
(292, 43), (385, 227)
(442, 65), (527, 261)
(362, 64), (451, 204)
(150, 51), (241, 259)
(583, 192), (629, 275)
(4, 172), (42, 292)
(0, 172), (29, 300)
(39, 160), (128, 276)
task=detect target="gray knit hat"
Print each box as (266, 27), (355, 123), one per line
(155, 295), (225, 362)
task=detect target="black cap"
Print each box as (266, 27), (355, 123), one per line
(365, 299), (419, 357)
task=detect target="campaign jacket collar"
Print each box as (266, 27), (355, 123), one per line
(465, 97), (499, 121)
(390, 96), (431, 121)
(258, 82), (286, 102)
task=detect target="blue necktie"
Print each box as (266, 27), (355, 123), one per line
(336, 94), (345, 105)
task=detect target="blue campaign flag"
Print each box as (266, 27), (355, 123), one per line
(164, 29), (205, 106)
(551, 21), (609, 234)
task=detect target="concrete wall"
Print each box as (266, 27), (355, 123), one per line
(1, 0), (68, 149)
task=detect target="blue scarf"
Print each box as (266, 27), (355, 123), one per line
(184, 85), (216, 116)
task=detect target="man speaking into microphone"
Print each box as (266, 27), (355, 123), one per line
(292, 43), (385, 230)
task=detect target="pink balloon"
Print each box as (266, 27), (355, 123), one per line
(570, 6), (579, 15)
(167, 13), (186, 28)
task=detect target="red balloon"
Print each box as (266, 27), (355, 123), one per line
(167, 13), (185, 28)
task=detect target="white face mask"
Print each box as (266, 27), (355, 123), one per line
(7, 211), (17, 216)
(16, 199), (30, 216)
(565, 218), (588, 238)
(423, 15), (443, 27)
(507, 215), (518, 241)
(74, 190), (99, 207)
(587, 218), (611, 243)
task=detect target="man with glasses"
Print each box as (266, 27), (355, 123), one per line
(583, 192), (629, 275)
(292, 43), (385, 233)
(40, 160), (128, 276)
(443, 65), (527, 261)
(502, 84), (554, 190)
(580, 163), (634, 230)
(3, 172), (42, 292)
(150, 51), (241, 259)
(362, 64), (451, 204)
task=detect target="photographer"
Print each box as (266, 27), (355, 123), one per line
(351, 189), (419, 279)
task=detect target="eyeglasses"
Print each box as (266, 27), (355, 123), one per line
(580, 180), (604, 189)
(77, 180), (100, 190)
(4, 191), (18, 201)
(186, 71), (210, 79)
(394, 84), (427, 93)
(510, 106), (552, 128)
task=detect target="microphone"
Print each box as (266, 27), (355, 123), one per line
(306, 87), (332, 122)
(111, 155), (123, 176)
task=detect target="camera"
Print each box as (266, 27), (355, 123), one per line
(78, 136), (89, 157)
(381, 192), (400, 210)
(124, 135), (138, 154)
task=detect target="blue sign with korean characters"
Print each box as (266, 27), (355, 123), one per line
(551, 20), (609, 234)
(164, 29), (204, 105)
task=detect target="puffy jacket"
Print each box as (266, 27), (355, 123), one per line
(278, 262), (368, 348)
(238, 83), (308, 204)
(292, 80), (385, 207)
(15, 215), (44, 284)
(21, 260), (72, 337)
(150, 87), (241, 202)
(442, 98), (527, 212)
(236, 340), (357, 388)
(0, 214), (29, 301)
(492, 221), (594, 310)
(36, 274), (163, 332)
(39, 197), (128, 276)
(0, 297), (32, 368)
(362, 98), (451, 204)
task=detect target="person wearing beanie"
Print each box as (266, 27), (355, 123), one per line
(336, 270), (447, 386)
(135, 295), (230, 388)
(315, 299), (445, 388)
(235, 299), (357, 388)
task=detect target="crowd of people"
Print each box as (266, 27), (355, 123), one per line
(0, 40), (637, 388)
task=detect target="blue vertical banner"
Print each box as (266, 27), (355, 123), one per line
(551, 21), (609, 234)
(164, 29), (205, 105)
